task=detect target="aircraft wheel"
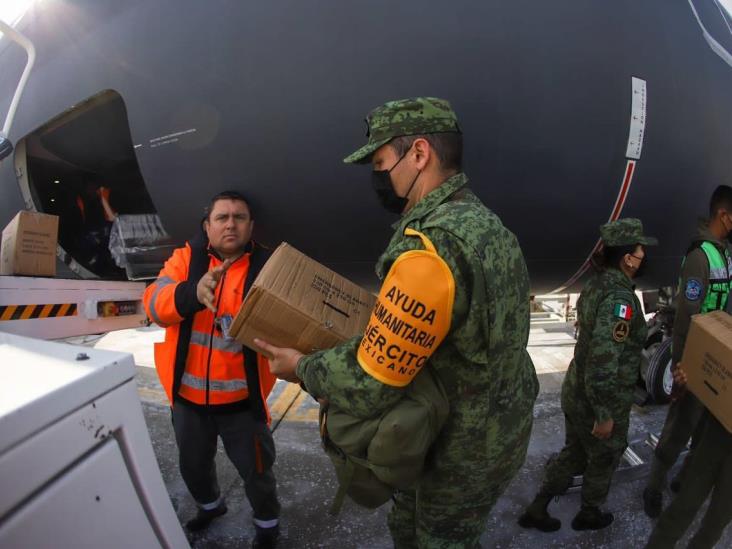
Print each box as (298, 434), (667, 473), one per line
(645, 338), (673, 404)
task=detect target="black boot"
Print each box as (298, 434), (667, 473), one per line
(642, 487), (663, 518)
(185, 502), (228, 531)
(518, 493), (561, 532)
(252, 524), (280, 548)
(571, 506), (614, 531)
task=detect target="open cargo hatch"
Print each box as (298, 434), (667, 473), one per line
(13, 90), (174, 280)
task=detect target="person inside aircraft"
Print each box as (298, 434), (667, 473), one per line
(519, 218), (657, 532)
(143, 191), (281, 548)
(74, 179), (117, 272)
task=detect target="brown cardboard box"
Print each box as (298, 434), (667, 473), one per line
(230, 243), (375, 356)
(0, 211), (59, 277)
(682, 310), (732, 433)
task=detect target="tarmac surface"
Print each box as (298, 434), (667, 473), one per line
(94, 322), (732, 548)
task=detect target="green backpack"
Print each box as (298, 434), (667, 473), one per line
(319, 365), (449, 514)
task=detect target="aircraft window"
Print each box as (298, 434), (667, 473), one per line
(17, 89), (174, 280)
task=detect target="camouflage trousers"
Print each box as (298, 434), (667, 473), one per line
(539, 406), (629, 508)
(387, 398), (533, 548)
(647, 392), (705, 492)
(646, 414), (732, 549)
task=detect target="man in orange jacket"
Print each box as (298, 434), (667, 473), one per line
(144, 191), (280, 548)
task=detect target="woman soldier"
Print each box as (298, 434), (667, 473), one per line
(519, 218), (657, 531)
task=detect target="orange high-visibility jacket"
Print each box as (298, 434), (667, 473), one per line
(143, 234), (276, 418)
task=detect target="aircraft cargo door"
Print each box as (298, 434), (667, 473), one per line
(13, 90), (175, 280)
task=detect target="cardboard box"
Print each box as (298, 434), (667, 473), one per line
(230, 243), (375, 356)
(682, 310), (732, 433)
(1, 211), (59, 277)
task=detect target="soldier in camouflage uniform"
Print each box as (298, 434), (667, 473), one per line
(519, 218), (657, 532)
(256, 97), (539, 548)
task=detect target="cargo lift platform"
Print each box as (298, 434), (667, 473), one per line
(0, 276), (147, 340)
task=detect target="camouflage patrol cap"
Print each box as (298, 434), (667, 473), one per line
(343, 97), (461, 164)
(600, 218), (658, 247)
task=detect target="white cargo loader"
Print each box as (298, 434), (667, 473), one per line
(0, 333), (188, 548)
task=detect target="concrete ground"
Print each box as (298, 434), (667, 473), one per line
(94, 323), (732, 548)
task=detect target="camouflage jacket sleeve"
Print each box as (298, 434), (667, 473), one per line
(295, 336), (405, 419)
(583, 290), (636, 423)
(294, 224), (466, 419)
(672, 248), (708, 364)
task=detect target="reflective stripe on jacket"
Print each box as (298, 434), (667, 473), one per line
(143, 240), (276, 413)
(699, 241), (732, 313)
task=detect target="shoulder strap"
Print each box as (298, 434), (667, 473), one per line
(329, 459), (356, 515)
(404, 227), (437, 253)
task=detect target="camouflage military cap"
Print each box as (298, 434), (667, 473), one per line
(343, 97), (461, 164)
(600, 218), (658, 247)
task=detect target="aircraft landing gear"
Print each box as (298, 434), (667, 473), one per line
(640, 305), (675, 405)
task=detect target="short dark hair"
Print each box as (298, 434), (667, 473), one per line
(205, 190), (253, 221)
(388, 132), (463, 172)
(591, 244), (640, 272)
(709, 185), (732, 217)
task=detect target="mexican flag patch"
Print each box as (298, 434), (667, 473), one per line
(614, 303), (633, 320)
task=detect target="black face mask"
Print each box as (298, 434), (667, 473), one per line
(371, 150), (420, 214)
(630, 253), (646, 279)
(634, 260), (647, 279)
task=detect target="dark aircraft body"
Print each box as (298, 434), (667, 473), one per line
(1, 0), (731, 292)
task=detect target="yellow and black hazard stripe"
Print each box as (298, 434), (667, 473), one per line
(0, 303), (78, 321)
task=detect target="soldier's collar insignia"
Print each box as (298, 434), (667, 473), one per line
(612, 320), (630, 342)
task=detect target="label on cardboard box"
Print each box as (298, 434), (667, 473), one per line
(230, 243), (376, 356)
(682, 310), (732, 433)
(0, 211), (59, 277)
